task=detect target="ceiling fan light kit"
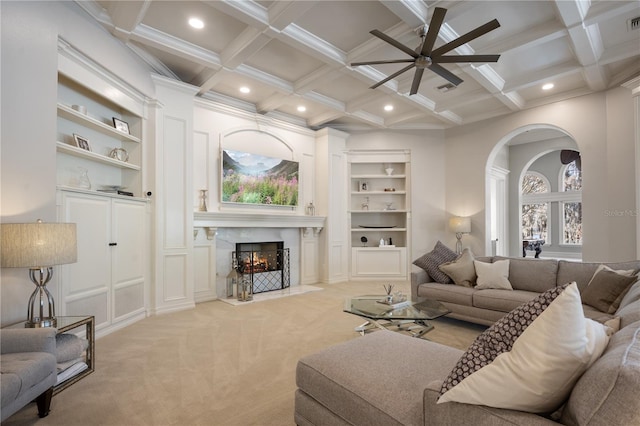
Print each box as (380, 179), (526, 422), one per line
(352, 7), (501, 95)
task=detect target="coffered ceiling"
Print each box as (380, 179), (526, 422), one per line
(79, 0), (640, 132)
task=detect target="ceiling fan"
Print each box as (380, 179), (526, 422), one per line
(351, 7), (501, 95)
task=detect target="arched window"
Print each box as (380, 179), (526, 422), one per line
(560, 160), (582, 244)
(521, 172), (549, 241)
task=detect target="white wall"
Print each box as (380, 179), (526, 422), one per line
(346, 130), (447, 262)
(445, 90), (637, 261)
(1, 1), (153, 325)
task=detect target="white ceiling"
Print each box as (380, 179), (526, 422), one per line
(79, 0), (640, 132)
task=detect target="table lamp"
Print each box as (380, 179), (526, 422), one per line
(1, 220), (77, 327)
(449, 216), (471, 254)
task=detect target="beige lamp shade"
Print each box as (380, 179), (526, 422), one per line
(1, 221), (77, 268)
(449, 216), (471, 234)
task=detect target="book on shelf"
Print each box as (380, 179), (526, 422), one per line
(97, 189), (134, 196)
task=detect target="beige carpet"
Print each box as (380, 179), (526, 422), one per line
(5, 281), (486, 426)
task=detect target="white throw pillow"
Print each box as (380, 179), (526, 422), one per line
(438, 283), (610, 413)
(474, 259), (512, 290)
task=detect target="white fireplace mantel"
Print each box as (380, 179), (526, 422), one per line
(194, 211), (325, 229)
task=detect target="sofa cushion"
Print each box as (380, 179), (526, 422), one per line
(1, 352), (56, 405)
(296, 330), (463, 426)
(413, 241), (458, 284)
(474, 259), (512, 290)
(616, 299), (640, 329)
(560, 322), (640, 426)
(417, 283), (474, 306)
(557, 260), (640, 292)
(582, 304), (615, 324)
(581, 268), (638, 313)
(472, 289), (540, 313)
(438, 283), (610, 413)
(495, 256), (558, 293)
(438, 248), (476, 287)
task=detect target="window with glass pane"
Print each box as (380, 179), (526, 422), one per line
(522, 203), (548, 240)
(563, 161), (582, 191)
(563, 202), (582, 244)
(522, 173), (549, 194)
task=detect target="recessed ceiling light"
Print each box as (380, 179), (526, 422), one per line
(239, 86), (250, 94)
(542, 83), (554, 91)
(297, 106), (307, 112)
(384, 104), (394, 112)
(188, 18), (204, 29)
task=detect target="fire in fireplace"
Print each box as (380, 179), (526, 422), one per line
(233, 241), (290, 293)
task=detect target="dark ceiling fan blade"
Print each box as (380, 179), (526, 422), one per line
(435, 54), (500, 63)
(420, 7), (447, 56)
(351, 59), (415, 66)
(370, 29), (418, 58)
(560, 150), (580, 164)
(370, 63), (416, 89)
(431, 19), (500, 57)
(410, 68), (425, 95)
(427, 63), (463, 86)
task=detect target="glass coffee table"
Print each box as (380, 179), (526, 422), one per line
(344, 295), (451, 338)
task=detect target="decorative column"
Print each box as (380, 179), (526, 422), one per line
(622, 75), (640, 259)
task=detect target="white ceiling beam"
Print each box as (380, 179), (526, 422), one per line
(101, 0), (151, 41)
(129, 24), (222, 69)
(268, 1), (319, 31)
(380, 0), (428, 28)
(384, 110), (428, 127)
(308, 111), (345, 127)
(220, 27), (272, 69)
(478, 20), (567, 55)
(293, 66), (342, 94)
(127, 43), (179, 79)
(503, 61), (582, 92)
(196, 68), (236, 96)
(257, 93), (289, 113)
(553, 0), (607, 91)
(346, 92), (385, 113)
(433, 89), (493, 113)
(203, 0), (269, 29)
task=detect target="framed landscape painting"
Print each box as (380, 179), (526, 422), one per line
(221, 149), (299, 207)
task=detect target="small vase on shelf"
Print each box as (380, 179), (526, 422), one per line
(77, 167), (91, 190)
(198, 189), (208, 212)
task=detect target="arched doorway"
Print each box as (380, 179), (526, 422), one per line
(485, 125), (580, 258)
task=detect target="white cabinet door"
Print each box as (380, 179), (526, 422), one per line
(59, 190), (147, 333)
(111, 199), (146, 321)
(59, 192), (112, 329)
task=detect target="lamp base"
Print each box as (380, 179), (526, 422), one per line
(455, 233), (463, 255)
(25, 317), (57, 328)
(27, 268), (57, 328)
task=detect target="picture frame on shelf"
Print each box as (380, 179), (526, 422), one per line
(359, 181), (369, 191)
(112, 117), (130, 134)
(73, 134), (91, 151)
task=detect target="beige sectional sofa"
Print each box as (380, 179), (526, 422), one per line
(295, 257), (640, 425)
(411, 257), (640, 326)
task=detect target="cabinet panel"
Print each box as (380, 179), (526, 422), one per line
(61, 193), (111, 296)
(59, 190), (147, 334)
(111, 200), (145, 285)
(351, 248), (407, 277)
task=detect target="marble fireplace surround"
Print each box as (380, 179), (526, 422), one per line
(194, 212), (325, 299)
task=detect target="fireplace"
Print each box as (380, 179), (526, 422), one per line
(233, 241), (290, 294)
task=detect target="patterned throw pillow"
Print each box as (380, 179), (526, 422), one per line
(413, 241), (457, 284)
(438, 282), (611, 413)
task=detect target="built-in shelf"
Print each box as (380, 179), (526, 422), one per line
(58, 104), (141, 143)
(56, 142), (141, 170)
(348, 150), (411, 280)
